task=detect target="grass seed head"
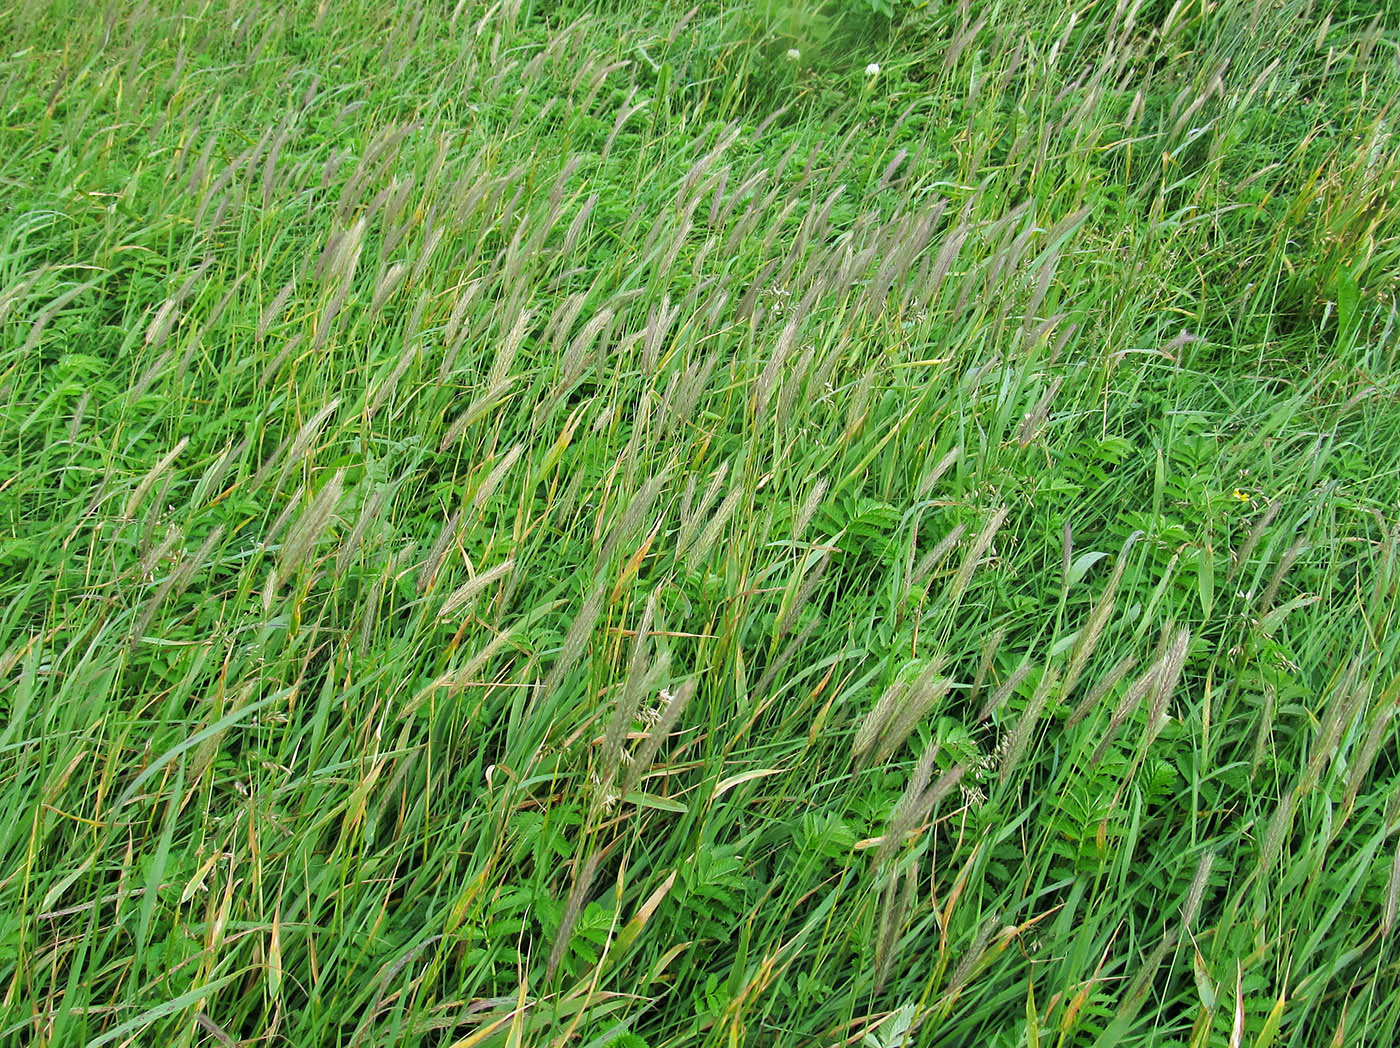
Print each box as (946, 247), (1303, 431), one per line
(947, 505), (1009, 613)
(793, 476), (829, 543)
(998, 666), (1058, 782)
(1231, 497), (1283, 582)
(1062, 529), (1142, 703)
(547, 849), (603, 983)
(1180, 850), (1215, 937)
(853, 681), (909, 769)
(911, 524), (966, 588)
(416, 509), (462, 595)
(968, 626), (1007, 714)
(278, 469), (345, 576)
(1067, 654), (1138, 728)
(624, 677), (697, 796)
(1090, 663), (1159, 767)
(976, 658), (1030, 726)
(949, 911), (1001, 994)
(1143, 627), (1190, 748)
(1384, 837), (1400, 938)
(872, 660), (954, 767)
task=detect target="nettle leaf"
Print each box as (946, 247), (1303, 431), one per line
(680, 844), (759, 925)
(935, 717), (982, 768)
(794, 811), (859, 860)
(1144, 757), (1181, 799)
(576, 900), (616, 948)
(599, 1035), (649, 1048)
(820, 496), (902, 559)
(510, 811), (545, 862)
(559, 899), (618, 978)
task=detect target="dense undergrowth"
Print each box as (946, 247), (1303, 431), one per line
(2, 0), (1400, 1045)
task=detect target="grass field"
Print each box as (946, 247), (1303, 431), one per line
(3, 0), (1400, 1044)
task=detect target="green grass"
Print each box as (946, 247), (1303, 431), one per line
(3, 0), (1400, 1045)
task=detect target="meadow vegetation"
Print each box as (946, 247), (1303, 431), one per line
(3, 0), (1400, 1044)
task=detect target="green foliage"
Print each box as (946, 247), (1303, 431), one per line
(2, 0), (1399, 1046)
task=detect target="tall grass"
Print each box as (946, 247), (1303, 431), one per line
(2, 0), (1399, 1045)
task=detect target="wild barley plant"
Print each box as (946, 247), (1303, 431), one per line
(1141, 626), (1190, 750)
(276, 469), (344, 578)
(622, 678), (696, 798)
(997, 666), (1059, 783)
(876, 743), (964, 868)
(1181, 850), (1216, 937)
(966, 626), (1006, 714)
(1066, 653), (1138, 729)
(771, 552), (829, 644)
(416, 509), (461, 594)
(369, 260), (409, 313)
(914, 446), (962, 502)
(792, 477), (829, 543)
(1341, 700), (1396, 819)
(1258, 783), (1299, 882)
(1061, 530), (1143, 703)
(559, 307), (616, 392)
(944, 506), (1009, 620)
(336, 486), (388, 579)
(489, 307), (535, 390)
(1089, 662), (1161, 768)
(364, 329), (421, 422)
(976, 659), (1031, 726)
(869, 660), (954, 768)
(874, 855), (919, 994)
(438, 560), (516, 622)
(597, 471), (669, 570)
(469, 444), (525, 518)
(1249, 681), (1278, 778)
(753, 618), (822, 702)
(1257, 539), (1307, 619)
(852, 677), (908, 771)
(540, 581), (608, 704)
(1015, 376), (1063, 448)
(256, 333), (306, 392)
(1384, 838), (1400, 938)
(546, 849), (603, 983)
(268, 397), (341, 493)
(127, 529), (219, 648)
(683, 484), (742, 566)
(438, 379), (515, 453)
(1121, 851), (1218, 1013)
(256, 279), (297, 341)
(909, 523), (967, 590)
(598, 651), (674, 811)
(946, 911), (1001, 998)
(313, 217), (366, 347)
(1299, 657), (1369, 796)
(123, 436), (190, 520)
(439, 278), (484, 374)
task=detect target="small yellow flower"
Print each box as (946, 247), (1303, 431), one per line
(1232, 489), (1251, 502)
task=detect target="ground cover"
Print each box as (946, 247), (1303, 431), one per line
(2, 0), (1399, 1044)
